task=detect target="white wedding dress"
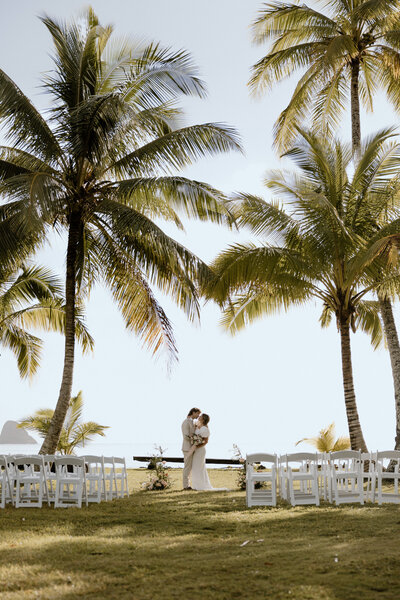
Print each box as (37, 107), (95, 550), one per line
(191, 426), (213, 490)
(191, 426), (228, 491)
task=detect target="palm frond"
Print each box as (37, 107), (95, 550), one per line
(106, 123), (242, 178)
(0, 67), (63, 163)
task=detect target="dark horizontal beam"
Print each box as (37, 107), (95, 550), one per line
(133, 456), (241, 465)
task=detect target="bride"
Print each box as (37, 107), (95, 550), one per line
(189, 414), (227, 491)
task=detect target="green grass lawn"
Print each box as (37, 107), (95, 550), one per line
(1, 468), (400, 599)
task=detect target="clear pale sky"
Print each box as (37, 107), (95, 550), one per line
(1, 0), (399, 457)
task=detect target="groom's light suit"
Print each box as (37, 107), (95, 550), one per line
(181, 417), (195, 488)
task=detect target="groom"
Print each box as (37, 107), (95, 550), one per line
(181, 407), (201, 490)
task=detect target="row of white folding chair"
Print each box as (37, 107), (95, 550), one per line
(1, 455), (87, 508)
(42, 455), (129, 506)
(246, 453), (321, 507)
(279, 451), (400, 506)
(323, 450), (400, 505)
(43, 455), (129, 504)
(1, 455), (129, 508)
(247, 451), (366, 507)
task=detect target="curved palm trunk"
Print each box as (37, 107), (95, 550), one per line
(350, 61), (400, 452)
(379, 297), (400, 450)
(39, 211), (80, 454)
(350, 60), (361, 155)
(339, 317), (368, 452)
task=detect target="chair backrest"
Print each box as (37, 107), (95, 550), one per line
(82, 455), (102, 463)
(246, 453), (277, 467)
(102, 456), (115, 473)
(13, 456), (44, 476)
(330, 450), (361, 461)
(83, 456), (104, 474)
(13, 456), (43, 467)
(361, 452), (375, 460)
(54, 456), (85, 472)
(329, 450), (362, 472)
(375, 451), (400, 470)
(376, 450), (400, 461)
(281, 453), (318, 468)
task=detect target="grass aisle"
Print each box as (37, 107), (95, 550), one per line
(0, 469), (399, 599)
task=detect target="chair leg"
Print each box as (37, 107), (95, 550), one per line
(378, 476), (383, 505)
(358, 475), (364, 505)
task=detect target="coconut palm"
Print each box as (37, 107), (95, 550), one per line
(0, 264), (93, 379)
(250, 0), (400, 452)
(207, 129), (400, 451)
(18, 391), (108, 455)
(0, 9), (241, 454)
(296, 422), (350, 453)
(250, 0), (400, 154)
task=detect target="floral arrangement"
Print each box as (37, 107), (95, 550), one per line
(190, 433), (204, 446)
(232, 444), (264, 490)
(142, 445), (171, 491)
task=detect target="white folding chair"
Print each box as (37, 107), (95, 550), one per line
(83, 456), (106, 503)
(54, 457), (87, 508)
(245, 453), (277, 507)
(0, 456), (14, 507)
(371, 451), (400, 504)
(102, 457), (116, 500)
(316, 452), (330, 501)
(329, 450), (364, 505)
(112, 457), (129, 498)
(361, 452), (376, 502)
(42, 455), (58, 504)
(280, 453), (319, 506)
(13, 456), (45, 508)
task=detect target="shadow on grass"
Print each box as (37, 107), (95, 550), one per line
(1, 491), (400, 599)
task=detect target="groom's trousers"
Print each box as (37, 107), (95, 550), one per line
(182, 451), (193, 488)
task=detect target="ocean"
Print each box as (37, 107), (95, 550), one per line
(0, 441), (239, 469)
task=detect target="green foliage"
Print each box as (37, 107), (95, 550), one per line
(18, 391), (108, 454)
(250, 0), (400, 151)
(0, 265), (93, 378)
(142, 445), (171, 490)
(0, 7), (241, 365)
(208, 129), (400, 345)
(296, 423), (351, 452)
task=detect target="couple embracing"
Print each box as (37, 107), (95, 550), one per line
(181, 408), (227, 491)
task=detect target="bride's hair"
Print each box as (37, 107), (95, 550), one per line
(201, 413), (210, 425)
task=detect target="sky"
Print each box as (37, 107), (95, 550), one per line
(0, 0), (399, 458)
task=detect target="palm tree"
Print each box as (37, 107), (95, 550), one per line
(0, 9), (241, 454)
(0, 264), (93, 379)
(296, 423), (350, 453)
(18, 391), (108, 454)
(250, 0), (400, 451)
(207, 130), (400, 451)
(250, 0), (400, 153)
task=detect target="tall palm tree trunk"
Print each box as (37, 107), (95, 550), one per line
(351, 62), (400, 451)
(379, 296), (400, 450)
(350, 60), (361, 155)
(339, 317), (368, 452)
(39, 211), (80, 454)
